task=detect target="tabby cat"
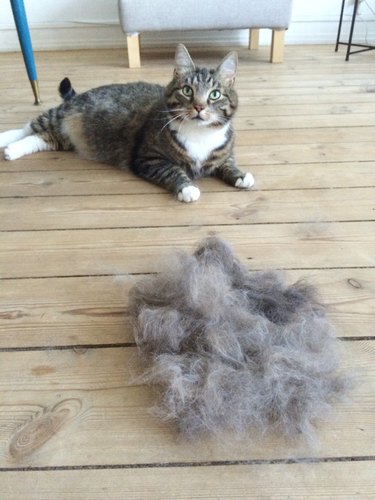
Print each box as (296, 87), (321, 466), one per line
(0, 44), (254, 202)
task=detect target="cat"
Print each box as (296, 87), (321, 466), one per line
(0, 44), (254, 202)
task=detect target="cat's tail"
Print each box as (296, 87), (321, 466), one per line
(58, 77), (76, 101)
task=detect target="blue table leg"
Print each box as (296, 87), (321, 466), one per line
(10, 0), (41, 104)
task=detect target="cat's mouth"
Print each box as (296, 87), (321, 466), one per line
(190, 109), (212, 124)
(168, 108), (216, 126)
(168, 109), (207, 122)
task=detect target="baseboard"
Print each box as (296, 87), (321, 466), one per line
(0, 19), (374, 52)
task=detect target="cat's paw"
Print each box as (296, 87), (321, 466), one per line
(177, 185), (201, 203)
(3, 144), (20, 161)
(235, 173), (255, 189)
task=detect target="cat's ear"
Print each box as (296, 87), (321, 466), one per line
(215, 51), (238, 87)
(174, 44), (195, 79)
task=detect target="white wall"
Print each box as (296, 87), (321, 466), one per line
(1, 0), (374, 52)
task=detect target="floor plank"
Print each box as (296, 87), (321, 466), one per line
(2, 461), (374, 499)
(0, 342), (373, 468)
(1, 222), (374, 278)
(0, 268), (373, 347)
(2, 161), (375, 192)
(1, 188), (374, 231)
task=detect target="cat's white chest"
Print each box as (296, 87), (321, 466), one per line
(171, 121), (230, 167)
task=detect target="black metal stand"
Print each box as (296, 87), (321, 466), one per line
(335, 0), (375, 61)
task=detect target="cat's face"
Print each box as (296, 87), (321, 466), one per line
(165, 45), (238, 128)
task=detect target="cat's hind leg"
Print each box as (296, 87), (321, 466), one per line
(4, 134), (55, 160)
(0, 122), (54, 160)
(0, 123), (33, 149)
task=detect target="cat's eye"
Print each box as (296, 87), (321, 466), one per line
(182, 85), (193, 97)
(209, 90), (222, 101)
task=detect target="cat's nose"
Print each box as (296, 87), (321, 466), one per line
(194, 104), (205, 113)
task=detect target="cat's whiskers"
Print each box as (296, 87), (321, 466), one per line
(214, 116), (227, 126)
(160, 112), (187, 133)
(177, 115), (190, 134)
(153, 108), (186, 122)
(159, 108), (185, 113)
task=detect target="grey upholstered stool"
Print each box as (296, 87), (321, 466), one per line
(118, 0), (293, 68)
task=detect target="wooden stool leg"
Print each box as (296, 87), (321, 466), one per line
(270, 29), (286, 63)
(249, 29), (260, 50)
(126, 34), (141, 68)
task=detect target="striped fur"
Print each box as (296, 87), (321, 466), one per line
(0, 45), (254, 202)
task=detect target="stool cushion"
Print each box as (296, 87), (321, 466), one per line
(119, 0), (293, 34)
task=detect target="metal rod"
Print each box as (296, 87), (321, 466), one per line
(335, 0), (346, 51)
(10, 0), (41, 104)
(30, 80), (41, 105)
(346, 0), (360, 61)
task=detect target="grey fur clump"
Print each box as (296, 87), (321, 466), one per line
(129, 237), (350, 441)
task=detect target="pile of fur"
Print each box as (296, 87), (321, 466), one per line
(129, 237), (350, 442)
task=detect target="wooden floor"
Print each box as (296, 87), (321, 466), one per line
(0, 45), (374, 499)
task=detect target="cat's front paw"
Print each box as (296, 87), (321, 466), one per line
(177, 185), (201, 203)
(235, 173), (255, 189)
